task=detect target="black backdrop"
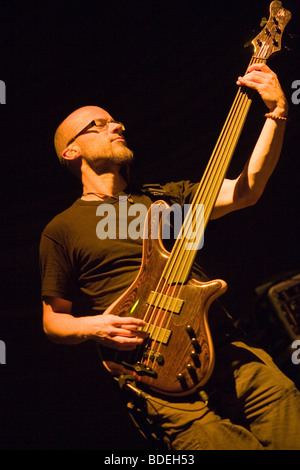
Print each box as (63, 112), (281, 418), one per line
(0, 0), (299, 450)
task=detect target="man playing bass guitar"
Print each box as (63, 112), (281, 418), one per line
(40, 62), (300, 449)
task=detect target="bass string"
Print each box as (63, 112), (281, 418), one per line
(155, 83), (252, 281)
(189, 51), (270, 241)
(142, 280), (179, 368)
(182, 24), (282, 270)
(154, 84), (251, 296)
(166, 51), (270, 283)
(139, 70), (258, 367)
(177, 26), (275, 251)
(139, 34), (273, 368)
(169, 17), (287, 294)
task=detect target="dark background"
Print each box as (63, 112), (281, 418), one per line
(0, 0), (299, 450)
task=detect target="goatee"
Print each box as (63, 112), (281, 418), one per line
(84, 142), (134, 173)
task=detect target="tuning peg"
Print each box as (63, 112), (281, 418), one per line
(260, 17), (268, 28)
(244, 39), (252, 48)
(244, 30), (257, 48)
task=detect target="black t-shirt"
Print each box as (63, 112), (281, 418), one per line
(39, 181), (233, 336)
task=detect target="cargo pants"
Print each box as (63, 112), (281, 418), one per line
(126, 338), (300, 450)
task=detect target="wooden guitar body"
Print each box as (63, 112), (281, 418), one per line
(102, 201), (227, 397)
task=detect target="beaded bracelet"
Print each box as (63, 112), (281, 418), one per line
(265, 113), (289, 122)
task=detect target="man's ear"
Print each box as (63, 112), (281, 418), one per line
(61, 147), (81, 163)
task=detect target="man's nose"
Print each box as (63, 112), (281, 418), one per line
(109, 121), (123, 134)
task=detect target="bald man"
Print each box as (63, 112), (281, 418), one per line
(40, 65), (300, 450)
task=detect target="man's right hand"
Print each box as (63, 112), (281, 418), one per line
(87, 314), (148, 350)
(43, 297), (148, 349)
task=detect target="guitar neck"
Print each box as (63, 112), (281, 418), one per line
(164, 57), (266, 284)
(161, 1), (292, 285)
(196, 56), (267, 228)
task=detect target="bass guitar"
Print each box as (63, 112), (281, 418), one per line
(101, 1), (291, 397)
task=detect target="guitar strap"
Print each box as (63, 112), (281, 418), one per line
(141, 183), (181, 205)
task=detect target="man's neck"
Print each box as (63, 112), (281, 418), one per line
(81, 162), (127, 200)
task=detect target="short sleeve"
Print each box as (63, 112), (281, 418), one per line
(39, 233), (78, 301)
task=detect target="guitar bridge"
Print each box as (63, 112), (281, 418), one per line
(143, 348), (164, 365)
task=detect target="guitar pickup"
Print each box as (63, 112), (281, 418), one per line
(147, 291), (184, 314)
(143, 323), (172, 345)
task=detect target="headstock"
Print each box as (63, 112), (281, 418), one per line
(251, 1), (292, 60)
